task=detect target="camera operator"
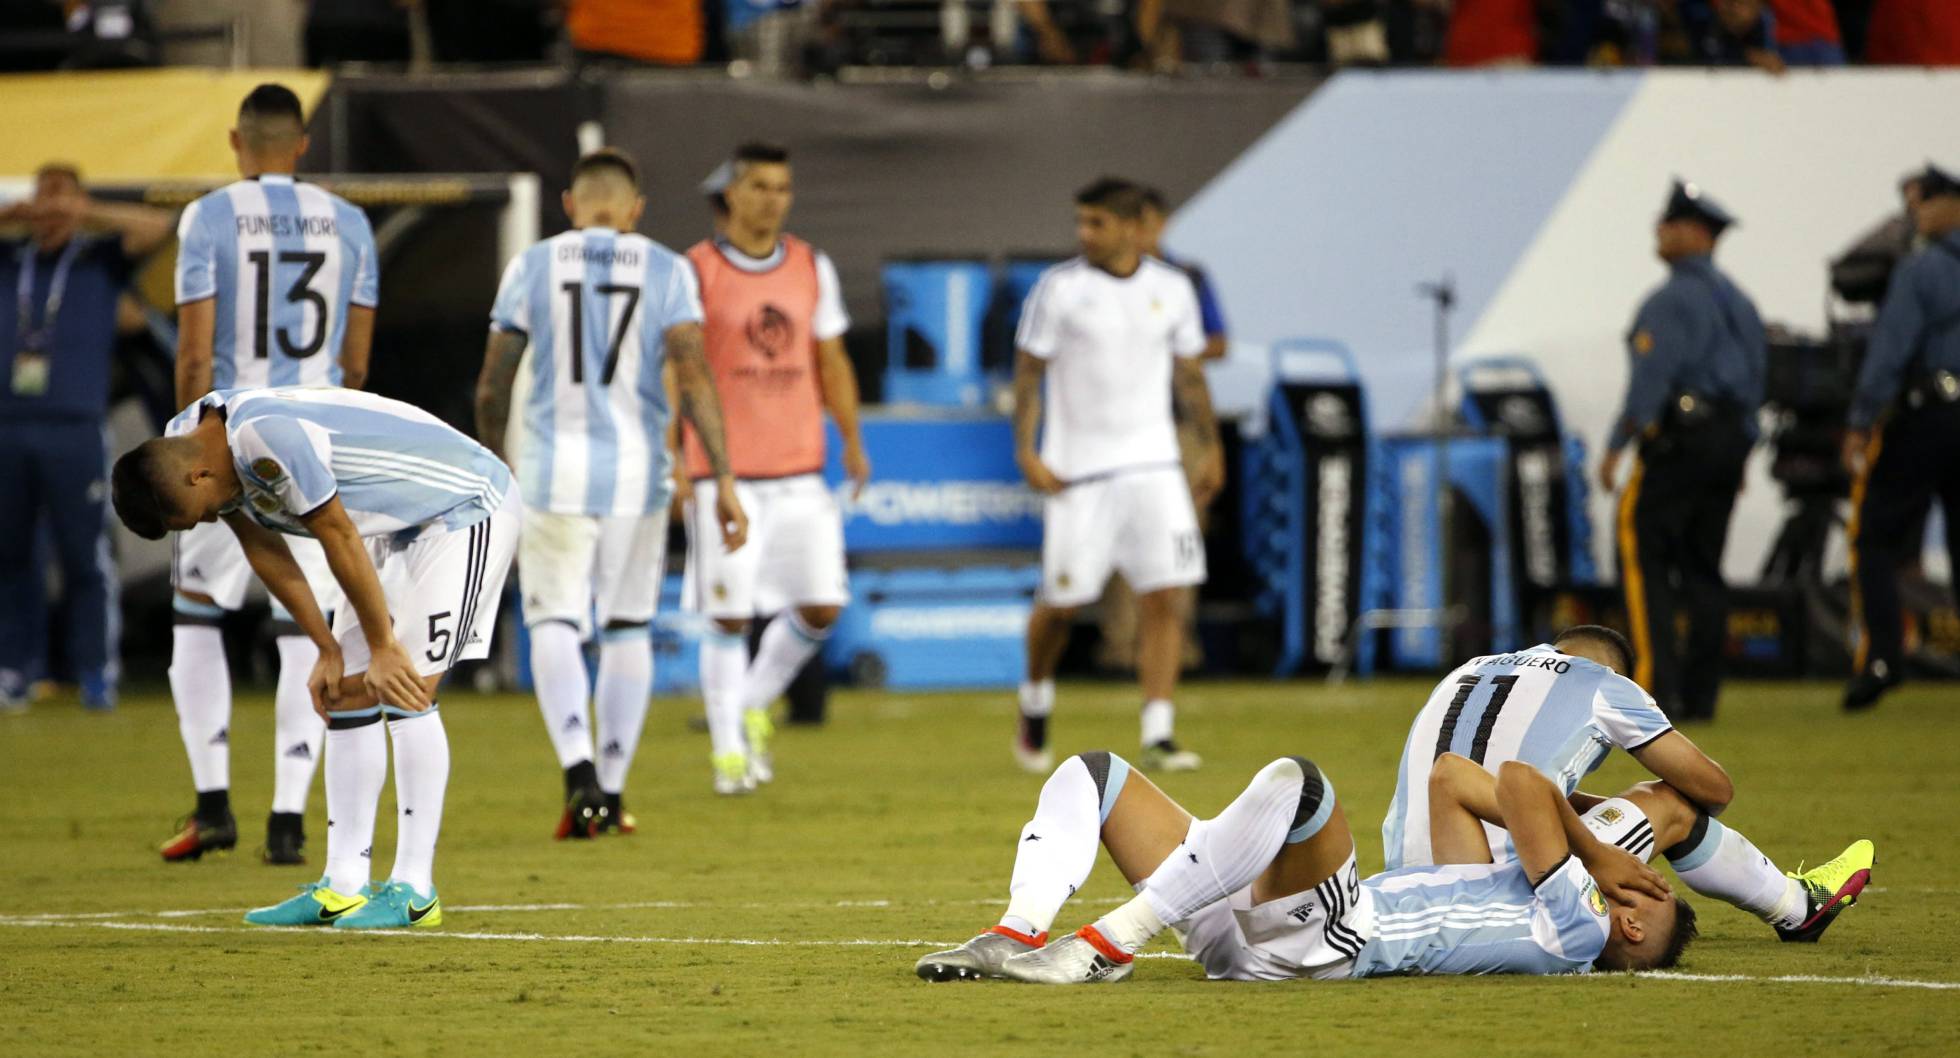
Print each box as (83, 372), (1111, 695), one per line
(1840, 163), (1960, 713)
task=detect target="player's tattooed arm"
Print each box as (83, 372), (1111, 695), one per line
(1012, 350), (1064, 494)
(1172, 356), (1225, 506)
(668, 322), (732, 479)
(473, 328), (528, 459)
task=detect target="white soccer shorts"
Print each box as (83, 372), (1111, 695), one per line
(1179, 851), (1367, 982)
(1579, 797), (1660, 862)
(174, 517), (341, 619)
(519, 507), (670, 638)
(333, 494), (519, 680)
(682, 474), (849, 619)
(1040, 464), (1206, 608)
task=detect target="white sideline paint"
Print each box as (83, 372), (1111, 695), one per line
(0, 915), (1954, 991)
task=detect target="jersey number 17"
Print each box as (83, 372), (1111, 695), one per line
(560, 281), (641, 386)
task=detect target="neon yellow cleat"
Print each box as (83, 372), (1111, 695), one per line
(744, 709), (775, 784)
(1777, 839), (1875, 943)
(713, 751), (755, 796)
(244, 880), (368, 926)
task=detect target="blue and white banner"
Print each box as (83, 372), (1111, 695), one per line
(821, 415), (1041, 552)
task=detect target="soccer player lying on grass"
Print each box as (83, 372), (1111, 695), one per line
(1385, 625), (1872, 943)
(112, 386), (520, 930)
(918, 750), (1688, 983)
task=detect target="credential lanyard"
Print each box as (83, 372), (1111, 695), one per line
(16, 239), (83, 350)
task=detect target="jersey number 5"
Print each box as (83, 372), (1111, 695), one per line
(248, 250), (328, 360)
(560, 281), (641, 385)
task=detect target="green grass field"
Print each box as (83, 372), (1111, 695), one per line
(2, 678), (1954, 1057)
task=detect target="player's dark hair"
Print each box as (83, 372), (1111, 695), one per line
(733, 141), (790, 167)
(1138, 185), (1169, 214)
(112, 441), (176, 542)
(1075, 177), (1148, 220)
(573, 147), (640, 189)
(1654, 896), (1698, 970)
(238, 83), (305, 127)
(1554, 624), (1636, 676)
(34, 162), (81, 188)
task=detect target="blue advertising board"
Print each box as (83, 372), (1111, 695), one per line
(820, 413), (1042, 552)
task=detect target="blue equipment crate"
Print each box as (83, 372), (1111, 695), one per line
(825, 564), (1038, 689)
(883, 260), (994, 407)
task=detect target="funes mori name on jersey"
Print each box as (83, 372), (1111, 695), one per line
(839, 481), (1041, 526)
(234, 214), (339, 238)
(555, 243), (643, 268)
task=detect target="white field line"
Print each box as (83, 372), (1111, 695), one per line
(0, 917), (1956, 991)
(0, 896), (1130, 923)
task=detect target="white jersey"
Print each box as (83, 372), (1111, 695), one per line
(166, 386), (511, 540)
(489, 227), (703, 517)
(174, 174), (378, 391)
(1015, 256), (1205, 481)
(1382, 644), (1675, 870)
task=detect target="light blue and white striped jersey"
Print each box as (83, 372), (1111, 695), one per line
(1382, 644), (1673, 870)
(1349, 857), (1612, 977)
(167, 387), (510, 539)
(489, 227), (703, 517)
(174, 174), (378, 391)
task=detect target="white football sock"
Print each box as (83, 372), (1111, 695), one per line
(595, 629), (654, 796)
(1002, 752), (1128, 934)
(324, 719), (388, 896)
(700, 628), (749, 760)
(169, 622), (231, 792)
(1141, 757), (1304, 927)
(1140, 698), (1175, 746)
(270, 635), (324, 815)
(1018, 679), (1055, 718)
(530, 621), (595, 769)
(1665, 817), (1807, 930)
(386, 711), (449, 898)
(742, 611), (827, 714)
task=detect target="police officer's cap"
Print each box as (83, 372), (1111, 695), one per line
(1918, 162), (1960, 201)
(1661, 179), (1736, 236)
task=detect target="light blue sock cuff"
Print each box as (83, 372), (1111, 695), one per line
(172, 596), (226, 619)
(381, 701), (441, 721)
(602, 623), (652, 643)
(704, 627), (746, 647)
(1099, 757), (1131, 824)
(1666, 817), (1727, 872)
(1286, 774), (1337, 844)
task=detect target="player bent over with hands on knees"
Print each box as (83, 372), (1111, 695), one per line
(919, 749), (1693, 983)
(112, 386), (520, 929)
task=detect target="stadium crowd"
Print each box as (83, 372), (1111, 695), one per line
(1, 0), (1955, 74)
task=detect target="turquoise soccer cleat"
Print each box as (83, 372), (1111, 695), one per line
(243, 880), (369, 926)
(333, 880), (442, 930)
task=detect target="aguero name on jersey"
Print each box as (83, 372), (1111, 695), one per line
(1382, 644), (1673, 870)
(166, 387), (510, 540)
(490, 227), (703, 517)
(175, 174), (378, 390)
(1349, 857), (1612, 977)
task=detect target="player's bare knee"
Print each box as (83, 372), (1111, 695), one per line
(796, 605), (841, 631)
(1639, 782), (1703, 849)
(1428, 752), (1475, 796)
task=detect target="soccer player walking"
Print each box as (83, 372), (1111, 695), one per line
(681, 142), (869, 795)
(476, 148), (747, 837)
(163, 84), (378, 865)
(1011, 178), (1223, 774)
(112, 386), (520, 929)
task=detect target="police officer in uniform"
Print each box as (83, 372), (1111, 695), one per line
(1840, 163), (1960, 712)
(1598, 180), (1765, 722)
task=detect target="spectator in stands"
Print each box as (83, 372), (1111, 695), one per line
(1690, 0), (1787, 71)
(1862, 0), (1960, 65)
(300, 0), (411, 66)
(568, 0), (705, 65)
(1768, 0), (1845, 63)
(1443, 0), (1540, 66)
(0, 164), (175, 713)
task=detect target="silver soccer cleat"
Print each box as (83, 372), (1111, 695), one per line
(914, 929), (1042, 982)
(998, 929), (1135, 984)
(1141, 740), (1202, 772)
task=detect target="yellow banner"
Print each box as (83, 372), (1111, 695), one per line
(0, 68), (330, 182)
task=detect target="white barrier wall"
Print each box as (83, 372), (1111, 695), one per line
(1175, 68), (1960, 582)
